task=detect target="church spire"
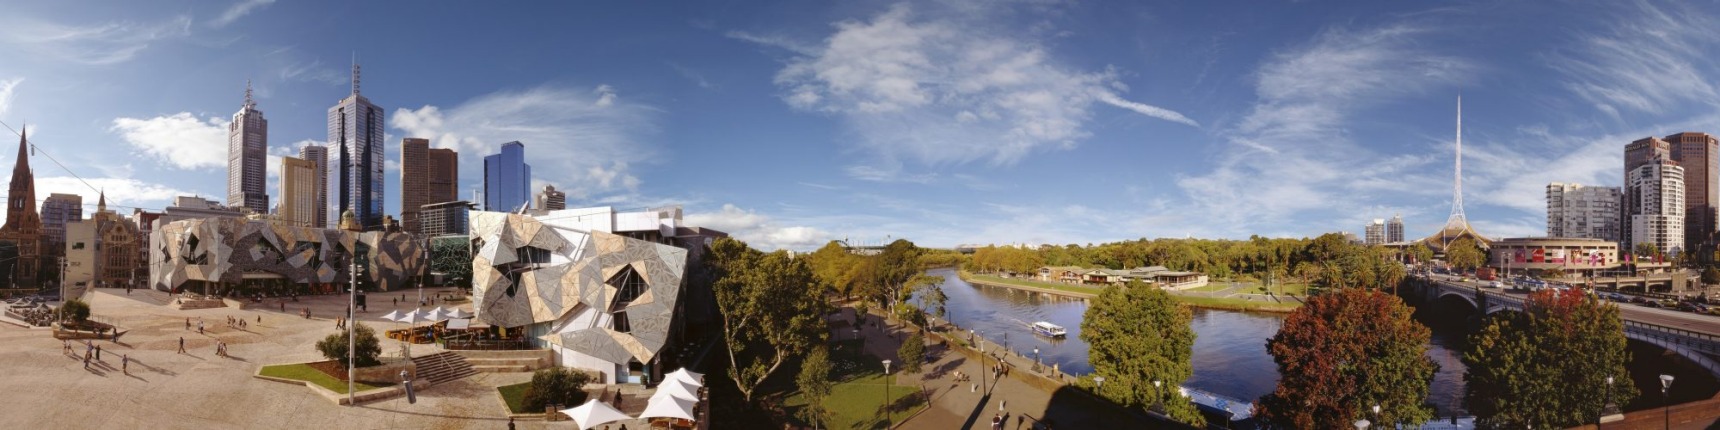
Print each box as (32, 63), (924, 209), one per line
(98, 189), (106, 213)
(15, 125), (26, 167)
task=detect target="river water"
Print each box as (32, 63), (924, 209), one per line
(926, 268), (1470, 416)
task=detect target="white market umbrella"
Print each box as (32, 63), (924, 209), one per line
(664, 368), (704, 387)
(447, 308), (472, 319)
(561, 399), (631, 430)
(379, 309), (405, 322)
(656, 379), (700, 402)
(396, 310), (430, 325)
(426, 306), (450, 321)
(639, 394), (697, 421)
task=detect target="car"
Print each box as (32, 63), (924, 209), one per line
(1630, 296), (1650, 304)
(1487, 281), (1502, 289)
(1679, 302), (1701, 313)
(1642, 301), (1664, 308)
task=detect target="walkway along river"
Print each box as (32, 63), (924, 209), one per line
(924, 267), (1719, 417)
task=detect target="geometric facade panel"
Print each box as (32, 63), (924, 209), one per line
(148, 217), (427, 293)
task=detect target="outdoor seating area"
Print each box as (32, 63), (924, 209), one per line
(561, 368), (706, 430)
(6, 303), (53, 327)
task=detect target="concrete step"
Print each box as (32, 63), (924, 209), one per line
(471, 364), (530, 373)
(465, 357), (545, 367)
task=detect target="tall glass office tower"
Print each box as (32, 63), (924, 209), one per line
(328, 62), (385, 230)
(484, 141), (531, 212)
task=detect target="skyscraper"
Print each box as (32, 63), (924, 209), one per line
(40, 193), (82, 257)
(299, 144), (329, 228)
(1627, 155), (1684, 256)
(280, 156), (317, 227)
(329, 63), (385, 231)
(1364, 219), (1384, 245)
(429, 147), (458, 204)
(1386, 215), (1404, 243)
(401, 138), (459, 235)
(0, 127), (43, 287)
(535, 185), (566, 211)
(228, 81), (269, 214)
(1547, 182), (1622, 241)
(483, 141), (531, 212)
(1623, 136), (1673, 251)
(1667, 132), (1718, 255)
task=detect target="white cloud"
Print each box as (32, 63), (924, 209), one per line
(1548, 2), (1720, 116)
(0, 16), (191, 65)
(1176, 23), (1475, 236)
(279, 59), (346, 86)
(686, 204), (831, 251)
(746, 4), (1196, 173)
(392, 84), (657, 199)
(210, 0), (277, 28)
(37, 176), (195, 212)
(0, 78), (19, 118)
(110, 113), (228, 170)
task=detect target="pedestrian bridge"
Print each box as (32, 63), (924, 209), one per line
(1417, 279), (1720, 377)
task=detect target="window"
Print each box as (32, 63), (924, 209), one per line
(71, 242), (84, 250)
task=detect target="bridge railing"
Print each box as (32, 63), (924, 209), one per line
(1624, 319), (1720, 356)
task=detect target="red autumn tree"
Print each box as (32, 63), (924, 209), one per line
(1255, 288), (1438, 427)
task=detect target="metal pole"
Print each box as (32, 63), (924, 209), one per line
(348, 260), (357, 406)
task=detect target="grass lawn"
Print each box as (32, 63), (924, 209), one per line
(1185, 283), (1233, 293)
(782, 339), (925, 429)
(498, 382), (531, 414)
(258, 363), (390, 394)
(1170, 294), (1301, 312)
(966, 273), (1104, 296)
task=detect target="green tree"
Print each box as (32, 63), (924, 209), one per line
(920, 283), (948, 321)
(709, 237), (829, 404)
(1539, 267), (1567, 281)
(897, 331), (925, 374)
(795, 347), (834, 429)
(1703, 267), (1720, 286)
(60, 298), (90, 322)
(1256, 289), (1437, 428)
(1081, 281), (1205, 426)
(315, 322), (382, 368)
(521, 367), (592, 412)
(1445, 238), (1486, 271)
(1408, 243), (1435, 266)
(1634, 242), (1661, 261)
(804, 241), (856, 297)
(1462, 289), (1637, 428)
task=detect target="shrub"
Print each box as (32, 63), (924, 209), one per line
(60, 299), (90, 322)
(522, 368), (592, 412)
(897, 331), (925, 374)
(315, 322), (382, 368)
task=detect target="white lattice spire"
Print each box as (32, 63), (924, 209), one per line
(1447, 95), (1465, 226)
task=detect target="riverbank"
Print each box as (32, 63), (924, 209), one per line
(958, 272), (1301, 313)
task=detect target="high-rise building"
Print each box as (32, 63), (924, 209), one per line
(429, 147), (457, 203)
(1667, 132), (1719, 255)
(329, 63), (385, 231)
(279, 156), (317, 227)
(299, 144), (329, 228)
(0, 127), (43, 287)
(1547, 182), (1623, 241)
(535, 185), (566, 211)
(1624, 137), (1674, 251)
(40, 193), (82, 255)
(1364, 219), (1385, 245)
(483, 141), (531, 212)
(227, 81), (269, 214)
(401, 138), (428, 234)
(420, 200), (476, 237)
(1386, 215), (1404, 243)
(1626, 155), (1685, 256)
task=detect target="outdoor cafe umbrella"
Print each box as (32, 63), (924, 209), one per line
(664, 368), (704, 387)
(426, 306), (450, 321)
(446, 308), (473, 319)
(639, 393), (697, 421)
(655, 378), (700, 402)
(379, 309), (405, 322)
(561, 399), (632, 430)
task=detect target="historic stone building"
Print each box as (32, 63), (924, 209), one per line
(66, 193), (141, 290)
(0, 128), (43, 287)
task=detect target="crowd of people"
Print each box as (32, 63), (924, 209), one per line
(9, 305), (53, 327)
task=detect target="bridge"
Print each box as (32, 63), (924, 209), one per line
(1414, 276), (1720, 377)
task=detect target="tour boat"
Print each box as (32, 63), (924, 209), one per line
(1031, 321), (1067, 338)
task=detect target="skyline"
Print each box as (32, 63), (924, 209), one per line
(3, 1), (1720, 250)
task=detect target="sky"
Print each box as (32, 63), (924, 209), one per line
(0, 0), (1715, 251)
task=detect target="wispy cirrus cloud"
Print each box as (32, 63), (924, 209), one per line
(0, 78), (20, 118)
(1177, 23), (1476, 236)
(686, 203), (831, 251)
(1547, 1), (1720, 117)
(0, 16), (191, 65)
(392, 84), (659, 199)
(738, 4), (1197, 180)
(210, 0), (278, 28)
(109, 112), (227, 170)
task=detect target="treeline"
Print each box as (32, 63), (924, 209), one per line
(967, 233), (1445, 289)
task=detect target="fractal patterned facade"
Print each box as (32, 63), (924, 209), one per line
(148, 217), (426, 293)
(469, 211), (688, 383)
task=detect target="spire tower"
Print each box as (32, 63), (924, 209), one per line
(1419, 95), (1491, 252)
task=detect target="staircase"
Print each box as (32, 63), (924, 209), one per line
(412, 351), (478, 385)
(455, 349), (554, 373)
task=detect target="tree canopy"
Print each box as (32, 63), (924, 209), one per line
(795, 346), (834, 429)
(315, 322), (382, 368)
(1445, 238), (1486, 271)
(1081, 281), (1205, 426)
(1462, 289), (1637, 428)
(709, 237), (829, 404)
(1256, 288), (1438, 427)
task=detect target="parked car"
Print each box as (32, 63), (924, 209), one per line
(1630, 296), (1650, 304)
(1487, 281), (1502, 289)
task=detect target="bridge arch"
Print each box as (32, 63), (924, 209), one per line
(1435, 292), (1479, 314)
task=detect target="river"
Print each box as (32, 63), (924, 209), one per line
(926, 268), (1472, 416)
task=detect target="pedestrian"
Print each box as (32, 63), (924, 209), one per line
(185, 317), (190, 330)
(507, 417), (515, 430)
(95, 345), (101, 361)
(122, 354), (128, 374)
(393, 298), (397, 306)
(280, 302), (285, 312)
(1018, 414), (1025, 428)
(62, 339), (69, 353)
(83, 352), (90, 369)
(256, 315), (261, 324)
(178, 337), (185, 354)
(198, 321), (204, 334)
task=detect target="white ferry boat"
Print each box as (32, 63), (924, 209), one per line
(1031, 321), (1067, 338)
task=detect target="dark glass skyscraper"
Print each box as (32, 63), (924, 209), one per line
(228, 81), (269, 214)
(484, 141), (531, 212)
(328, 63), (385, 231)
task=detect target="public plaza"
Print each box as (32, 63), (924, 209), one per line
(0, 286), (673, 429)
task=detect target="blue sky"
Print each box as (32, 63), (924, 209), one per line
(0, 0), (1715, 250)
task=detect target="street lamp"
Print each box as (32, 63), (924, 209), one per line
(347, 260), (363, 406)
(1094, 376), (1105, 396)
(1603, 375), (1615, 425)
(1033, 347), (1040, 371)
(1354, 419), (1370, 430)
(1372, 404), (1381, 426)
(882, 359), (893, 428)
(1152, 380), (1162, 411)
(1662, 374), (1675, 430)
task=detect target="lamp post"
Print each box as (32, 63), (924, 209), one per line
(347, 260), (362, 406)
(1603, 375), (1615, 425)
(979, 340), (988, 395)
(1354, 419), (1370, 430)
(1662, 374), (1675, 430)
(882, 359), (893, 428)
(1372, 404), (1381, 427)
(1094, 376), (1104, 396)
(1033, 347), (1040, 371)
(1152, 380), (1162, 412)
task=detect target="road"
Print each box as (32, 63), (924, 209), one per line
(1424, 273), (1720, 337)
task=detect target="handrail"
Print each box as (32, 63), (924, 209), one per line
(1432, 279), (1720, 354)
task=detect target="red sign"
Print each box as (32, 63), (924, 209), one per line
(1532, 248), (1545, 263)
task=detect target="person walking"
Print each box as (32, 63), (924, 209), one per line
(83, 351), (90, 369)
(185, 317), (190, 330)
(122, 354), (128, 375)
(178, 337), (185, 354)
(95, 345), (101, 361)
(198, 320), (204, 335)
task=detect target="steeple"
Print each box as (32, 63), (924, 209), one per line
(14, 125), (26, 169)
(97, 189), (106, 213)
